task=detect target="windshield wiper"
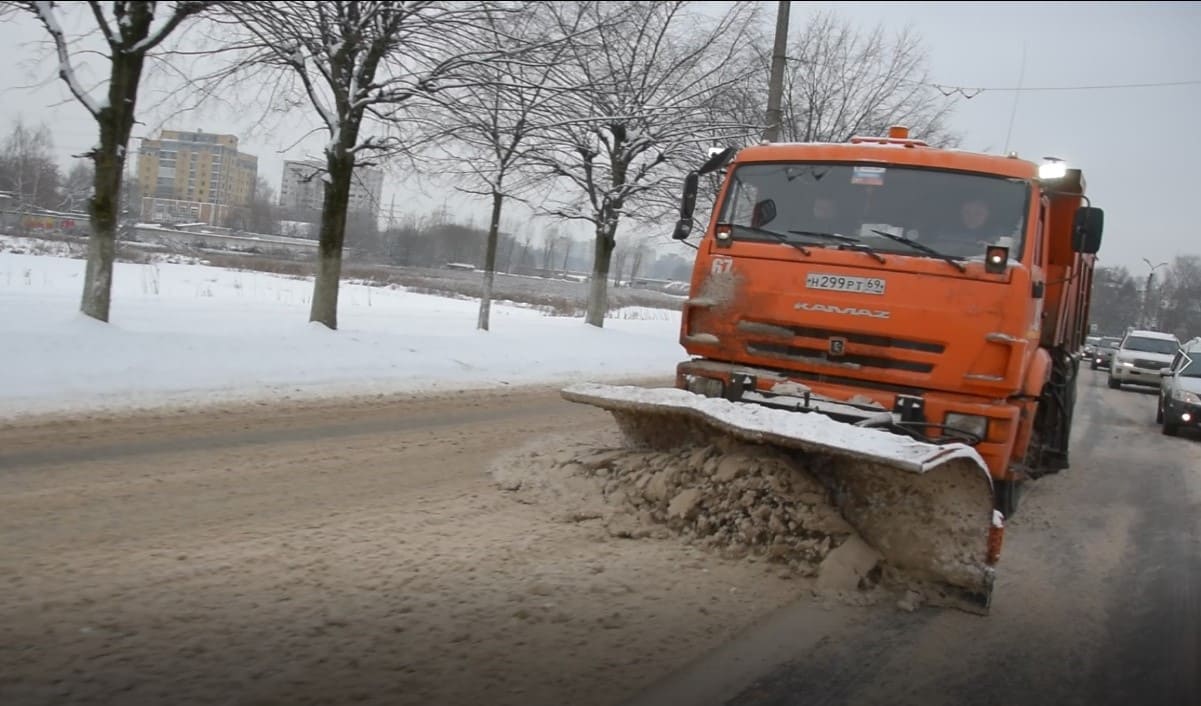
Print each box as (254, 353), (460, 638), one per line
(729, 224), (812, 255)
(870, 229), (966, 273)
(729, 225), (886, 263)
(788, 230), (886, 263)
(788, 229), (858, 244)
(837, 243), (886, 264)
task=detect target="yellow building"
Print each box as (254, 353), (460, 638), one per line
(136, 129), (258, 227)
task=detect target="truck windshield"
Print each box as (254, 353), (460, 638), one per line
(717, 163), (1030, 262)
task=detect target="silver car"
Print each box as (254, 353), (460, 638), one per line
(1108, 330), (1181, 390)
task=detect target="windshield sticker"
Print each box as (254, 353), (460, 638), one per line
(851, 166), (885, 186)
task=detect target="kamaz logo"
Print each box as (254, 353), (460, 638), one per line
(795, 302), (891, 319)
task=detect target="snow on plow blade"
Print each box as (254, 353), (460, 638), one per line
(561, 383), (999, 614)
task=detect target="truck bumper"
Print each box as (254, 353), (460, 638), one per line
(676, 359), (1021, 482)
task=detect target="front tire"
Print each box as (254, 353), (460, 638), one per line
(1156, 400), (1164, 424)
(1163, 421), (1179, 437)
(1107, 376), (1120, 389)
(995, 479), (1020, 519)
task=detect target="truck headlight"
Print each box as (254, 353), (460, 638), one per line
(945, 412), (989, 440)
(1120, 360), (1135, 368)
(1172, 389), (1201, 405)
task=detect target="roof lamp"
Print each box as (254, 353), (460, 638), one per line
(1038, 159), (1067, 180)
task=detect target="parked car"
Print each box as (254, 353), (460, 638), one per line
(1090, 336), (1122, 370)
(1108, 329), (1181, 389)
(1157, 339), (1201, 436)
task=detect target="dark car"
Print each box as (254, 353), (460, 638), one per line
(1090, 336), (1122, 370)
(1157, 340), (1201, 436)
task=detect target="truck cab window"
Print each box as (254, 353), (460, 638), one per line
(717, 163), (1030, 264)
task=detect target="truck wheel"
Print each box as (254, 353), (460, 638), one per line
(995, 480), (1020, 519)
(1107, 376), (1120, 389)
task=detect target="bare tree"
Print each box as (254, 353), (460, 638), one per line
(245, 176), (278, 234)
(11, 1), (210, 322)
(219, 1), (544, 330)
(0, 118), (63, 211)
(416, 3), (585, 331)
(556, 232), (575, 274)
(1088, 266), (1141, 336)
(1157, 256), (1201, 339)
(60, 162), (95, 213)
(778, 11), (958, 145)
(535, 1), (762, 328)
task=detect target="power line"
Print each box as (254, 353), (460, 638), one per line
(931, 78), (1201, 98)
(785, 54), (1201, 98)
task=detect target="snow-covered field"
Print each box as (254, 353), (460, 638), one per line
(0, 242), (685, 420)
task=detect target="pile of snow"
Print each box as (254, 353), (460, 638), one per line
(0, 248), (685, 419)
(491, 428), (883, 591)
(493, 384), (1000, 612)
(0, 235), (84, 259)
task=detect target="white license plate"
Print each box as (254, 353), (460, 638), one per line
(805, 273), (886, 295)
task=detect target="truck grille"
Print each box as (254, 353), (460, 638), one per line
(737, 321), (941, 375)
(746, 342), (934, 373)
(1134, 358), (1168, 370)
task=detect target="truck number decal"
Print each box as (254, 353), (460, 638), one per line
(805, 273), (886, 295)
(711, 256), (734, 274)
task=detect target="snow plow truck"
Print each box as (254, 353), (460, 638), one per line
(563, 126), (1103, 613)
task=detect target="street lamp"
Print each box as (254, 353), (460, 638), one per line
(1141, 258), (1168, 328)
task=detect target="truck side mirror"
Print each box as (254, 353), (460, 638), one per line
(672, 171), (700, 241)
(1072, 206), (1104, 254)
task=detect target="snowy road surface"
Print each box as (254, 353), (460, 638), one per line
(1, 370), (1198, 706)
(628, 368), (1201, 706)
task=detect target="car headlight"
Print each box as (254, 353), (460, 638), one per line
(1172, 389), (1201, 405)
(945, 412), (989, 440)
(1120, 360), (1135, 368)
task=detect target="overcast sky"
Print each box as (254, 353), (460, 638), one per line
(1, 1), (1198, 274)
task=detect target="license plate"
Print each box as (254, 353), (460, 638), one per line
(805, 273), (886, 295)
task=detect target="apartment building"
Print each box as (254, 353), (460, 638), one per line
(279, 159), (383, 221)
(136, 129), (258, 227)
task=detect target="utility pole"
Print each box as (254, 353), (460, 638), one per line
(1142, 258), (1167, 328)
(763, 1), (791, 143)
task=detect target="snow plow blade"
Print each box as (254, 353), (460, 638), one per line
(562, 383), (1000, 614)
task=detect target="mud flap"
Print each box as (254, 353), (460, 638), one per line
(562, 383), (998, 614)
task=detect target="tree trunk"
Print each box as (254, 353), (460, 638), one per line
(586, 219), (617, 328)
(81, 52), (143, 322)
(310, 155), (354, 329)
(82, 140), (122, 321)
(630, 245), (645, 282)
(477, 190), (504, 331)
(561, 240), (573, 274)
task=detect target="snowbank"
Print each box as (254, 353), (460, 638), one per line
(0, 249), (685, 420)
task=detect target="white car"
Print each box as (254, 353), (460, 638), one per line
(1108, 329), (1181, 390)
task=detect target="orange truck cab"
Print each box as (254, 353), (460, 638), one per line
(669, 127), (1104, 517)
